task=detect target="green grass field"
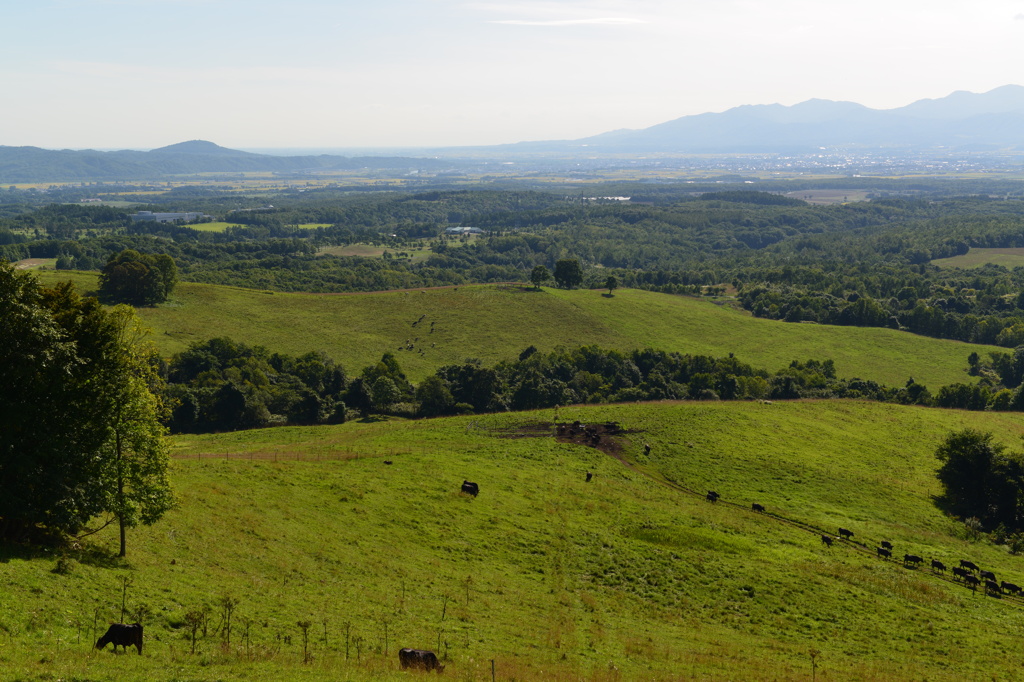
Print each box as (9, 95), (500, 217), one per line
(932, 247), (1024, 269)
(187, 222), (330, 233)
(33, 271), (991, 389)
(6, 400), (1024, 680)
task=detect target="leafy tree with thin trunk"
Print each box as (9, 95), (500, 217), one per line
(530, 265), (550, 290)
(99, 306), (174, 557)
(553, 259), (583, 289)
(605, 275), (618, 296)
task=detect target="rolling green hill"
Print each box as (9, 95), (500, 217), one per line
(36, 271), (988, 389)
(6, 401), (1024, 681)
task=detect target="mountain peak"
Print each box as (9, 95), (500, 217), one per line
(150, 140), (253, 156)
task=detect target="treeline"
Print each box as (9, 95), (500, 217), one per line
(160, 335), (1024, 434)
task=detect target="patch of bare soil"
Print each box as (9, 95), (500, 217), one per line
(495, 420), (634, 460)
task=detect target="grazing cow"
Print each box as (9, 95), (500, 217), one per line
(876, 547), (892, 560)
(960, 559), (979, 572)
(586, 471), (593, 482)
(461, 480), (479, 497)
(985, 580), (1002, 596)
(903, 554), (924, 567)
(95, 623), (143, 654)
(964, 574), (981, 590)
(821, 535), (834, 548)
(952, 566), (969, 582)
(1001, 581), (1021, 595)
(930, 559), (946, 573)
(399, 648), (444, 672)
(706, 491), (720, 503)
(838, 528), (854, 540)
(751, 503), (765, 513)
(880, 540), (893, 551)
(981, 570), (997, 582)
(384, 460), (393, 465)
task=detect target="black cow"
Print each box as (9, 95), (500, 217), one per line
(1001, 581), (1021, 595)
(399, 648), (444, 672)
(461, 480), (479, 497)
(586, 471), (593, 482)
(930, 559), (946, 573)
(964, 574), (981, 590)
(706, 491), (720, 503)
(952, 566), (969, 582)
(903, 554), (924, 567)
(985, 580), (1002, 596)
(95, 623), (143, 654)
(751, 503), (765, 513)
(838, 527), (854, 540)
(821, 535), (834, 548)
(960, 559), (979, 572)
(876, 547), (892, 560)
(981, 569), (997, 582)
(880, 540), (893, 551)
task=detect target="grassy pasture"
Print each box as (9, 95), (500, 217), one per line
(32, 271), (991, 388)
(187, 222), (330, 233)
(6, 401), (1024, 680)
(932, 247), (1024, 269)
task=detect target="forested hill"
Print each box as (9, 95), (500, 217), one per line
(0, 141), (449, 182)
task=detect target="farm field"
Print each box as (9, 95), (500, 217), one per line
(932, 247), (1024, 269)
(32, 270), (991, 388)
(5, 400), (1024, 680)
(189, 222), (330, 232)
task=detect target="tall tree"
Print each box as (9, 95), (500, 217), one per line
(99, 249), (177, 305)
(0, 261), (173, 547)
(0, 266), (115, 538)
(935, 429), (1024, 529)
(530, 265), (550, 290)
(98, 306), (175, 557)
(553, 259), (583, 289)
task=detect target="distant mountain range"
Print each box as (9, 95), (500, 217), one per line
(493, 84), (1024, 154)
(0, 140), (449, 183)
(5, 86), (1024, 182)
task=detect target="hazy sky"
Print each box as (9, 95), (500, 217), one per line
(5, 0), (1024, 150)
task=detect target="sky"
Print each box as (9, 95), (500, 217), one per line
(4, 0), (1024, 150)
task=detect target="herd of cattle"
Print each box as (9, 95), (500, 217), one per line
(817, 523), (1019, 596)
(703, 490), (1021, 599)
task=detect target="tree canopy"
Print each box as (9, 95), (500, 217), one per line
(0, 261), (172, 546)
(99, 249), (177, 305)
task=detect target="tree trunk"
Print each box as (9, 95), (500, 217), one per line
(116, 429), (127, 558)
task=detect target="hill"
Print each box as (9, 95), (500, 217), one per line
(39, 272), (987, 388)
(6, 400), (1024, 680)
(0, 141), (450, 183)
(35, 272), (988, 389)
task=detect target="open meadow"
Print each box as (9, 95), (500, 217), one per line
(932, 247), (1024, 269)
(4, 401), (1024, 680)
(35, 270), (993, 389)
